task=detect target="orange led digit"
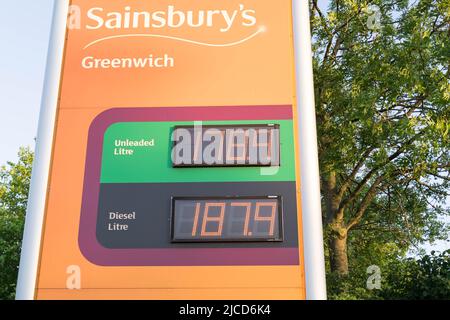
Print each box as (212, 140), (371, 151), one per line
(200, 202), (226, 237)
(226, 129), (247, 164)
(191, 202), (201, 237)
(254, 202), (277, 236)
(230, 202), (252, 236)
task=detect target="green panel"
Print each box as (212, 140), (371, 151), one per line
(100, 120), (296, 183)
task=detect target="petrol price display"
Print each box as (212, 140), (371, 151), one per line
(172, 125), (280, 167)
(172, 196), (283, 242)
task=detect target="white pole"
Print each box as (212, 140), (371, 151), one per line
(292, 0), (328, 300)
(16, 0), (69, 300)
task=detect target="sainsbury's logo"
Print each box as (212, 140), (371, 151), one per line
(68, 4), (263, 39)
(68, 4), (264, 49)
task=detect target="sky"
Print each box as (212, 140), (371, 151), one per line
(0, 0), (327, 165)
(0, 0), (54, 165)
(0, 0), (447, 253)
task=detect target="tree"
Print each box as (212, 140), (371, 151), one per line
(0, 148), (33, 300)
(311, 0), (449, 275)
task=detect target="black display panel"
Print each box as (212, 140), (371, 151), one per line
(96, 182), (298, 249)
(171, 196), (283, 242)
(172, 124), (280, 167)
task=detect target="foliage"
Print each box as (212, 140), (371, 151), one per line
(380, 249), (450, 299)
(0, 148), (33, 300)
(327, 248), (450, 300)
(311, 0), (450, 277)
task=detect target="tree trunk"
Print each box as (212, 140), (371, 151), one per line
(323, 171), (350, 275)
(329, 228), (349, 275)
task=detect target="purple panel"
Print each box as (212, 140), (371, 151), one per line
(79, 105), (300, 266)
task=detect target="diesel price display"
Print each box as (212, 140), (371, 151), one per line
(172, 196), (283, 242)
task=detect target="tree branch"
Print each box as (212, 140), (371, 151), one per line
(337, 147), (375, 202)
(338, 130), (426, 213)
(346, 175), (384, 231)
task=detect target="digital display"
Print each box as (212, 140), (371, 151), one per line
(171, 196), (283, 242)
(172, 124), (280, 167)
